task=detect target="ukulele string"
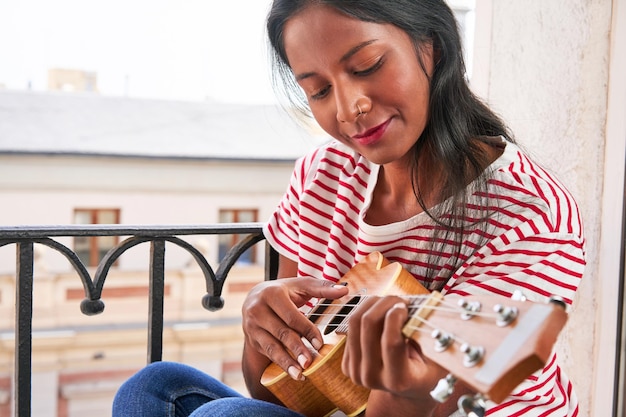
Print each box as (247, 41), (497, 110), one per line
(307, 295), (500, 348)
(401, 310), (473, 348)
(305, 297), (475, 347)
(307, 294), (429, 313)
(306, 296), (500, 321)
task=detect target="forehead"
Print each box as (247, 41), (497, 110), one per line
(283, 5), (412, 69)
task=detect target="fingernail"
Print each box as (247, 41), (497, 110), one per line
(288, 366), (304, 381)
(297, 354), (307, 368)
(392, 302), (406, 309)
(311, 338), (323, 350)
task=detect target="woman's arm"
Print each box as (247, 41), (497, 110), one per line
(241, 255), (298, 402)
(275, 254), (299, 278)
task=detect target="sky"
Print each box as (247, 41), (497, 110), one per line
(0, 0), (277, 104)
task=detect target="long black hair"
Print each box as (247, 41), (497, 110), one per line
(267, 0), (513, 289)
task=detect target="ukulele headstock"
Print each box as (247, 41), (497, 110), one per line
(402, 292), (568, 405)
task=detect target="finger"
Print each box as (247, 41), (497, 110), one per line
(383, 301), (409, 348)
(246, 325), (306, 381)
(380, 302), (413, 390)
(279, 278), (348, 350)
(357, 297), (397, 387)
(271, 307), (322, 363)
(342, 296), (381, 385)
(243, 299), (313, 380)
(380, 302), (449, 396)
(244, 278), (346, 369)
(290, 277), (349, 305)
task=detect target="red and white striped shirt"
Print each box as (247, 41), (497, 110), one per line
(264, 139), (585, 416)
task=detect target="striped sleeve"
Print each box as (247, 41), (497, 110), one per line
(263, 150), (312, 262)
(264, 142), (371, 281)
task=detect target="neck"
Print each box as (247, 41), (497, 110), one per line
(366, 156), (442, 225)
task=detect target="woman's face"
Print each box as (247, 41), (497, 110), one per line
(283, 5), (434, 167)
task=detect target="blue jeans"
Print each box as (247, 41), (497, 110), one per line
(112, 361), (305, 417)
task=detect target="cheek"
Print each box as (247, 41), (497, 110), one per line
(391, 67), (429, 103)
(310, 106), (341, 138)
(390, 70), (431, 124)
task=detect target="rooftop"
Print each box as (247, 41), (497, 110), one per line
(0, 90), (327, 161)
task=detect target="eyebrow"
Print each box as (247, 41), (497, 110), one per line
(294, 39), (379, 81)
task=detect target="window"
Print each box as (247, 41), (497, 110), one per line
(218, 209), (258, 264)
(73, 209), (120, 267)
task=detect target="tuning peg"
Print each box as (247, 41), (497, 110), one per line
(460, 343), (484, 367)
(511, 290), (527, 301)
(457, 298), (481, 320)
(431, 328), (454, 352)
(430, 374), (457, 403)
(457, 394), (487, 417)
(493, 303), (518, 326)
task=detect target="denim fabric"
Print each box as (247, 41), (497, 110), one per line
(112, 361), (305, 417)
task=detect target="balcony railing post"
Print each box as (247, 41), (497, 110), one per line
(265, 242), (279, 281)
(15, 241), (34, 417)
(147, 239), (166, 363)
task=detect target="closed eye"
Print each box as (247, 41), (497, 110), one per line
(354, 57), (384, 76)
(311, 85), (331, 100)
(308, 57), (384, 101)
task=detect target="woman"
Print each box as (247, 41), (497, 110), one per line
(113, 1), (585, 416)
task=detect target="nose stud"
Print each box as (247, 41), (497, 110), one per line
(356, 104), (364, 117)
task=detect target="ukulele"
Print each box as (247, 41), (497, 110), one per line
(260, 252), (568, 417)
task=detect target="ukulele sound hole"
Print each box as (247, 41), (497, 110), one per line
(324, 296), (361, 335)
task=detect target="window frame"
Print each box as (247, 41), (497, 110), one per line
(218, 208), (259, 264)
(73, 208), (121, 267)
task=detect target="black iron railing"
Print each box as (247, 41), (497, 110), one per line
(0, 223), (277, 417)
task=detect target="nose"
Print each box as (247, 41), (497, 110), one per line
(334, 82), (368, 123)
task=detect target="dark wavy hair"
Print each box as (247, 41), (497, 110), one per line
(266, 0), (513, 288)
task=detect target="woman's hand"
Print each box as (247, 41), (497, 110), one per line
(342, 296), (450, 416)
(242, 276), (349, 381)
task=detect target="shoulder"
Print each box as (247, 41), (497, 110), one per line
(294, 140), (375, 188)
(299, 140), (368, 169)
(487, 141), (583, 236)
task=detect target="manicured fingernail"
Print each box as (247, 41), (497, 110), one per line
(288, 366), (304, 381)
(311, 338), (323, 350)
(297, 354), (307, 368)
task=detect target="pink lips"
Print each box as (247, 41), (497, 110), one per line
(352, 119), (391, 146)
